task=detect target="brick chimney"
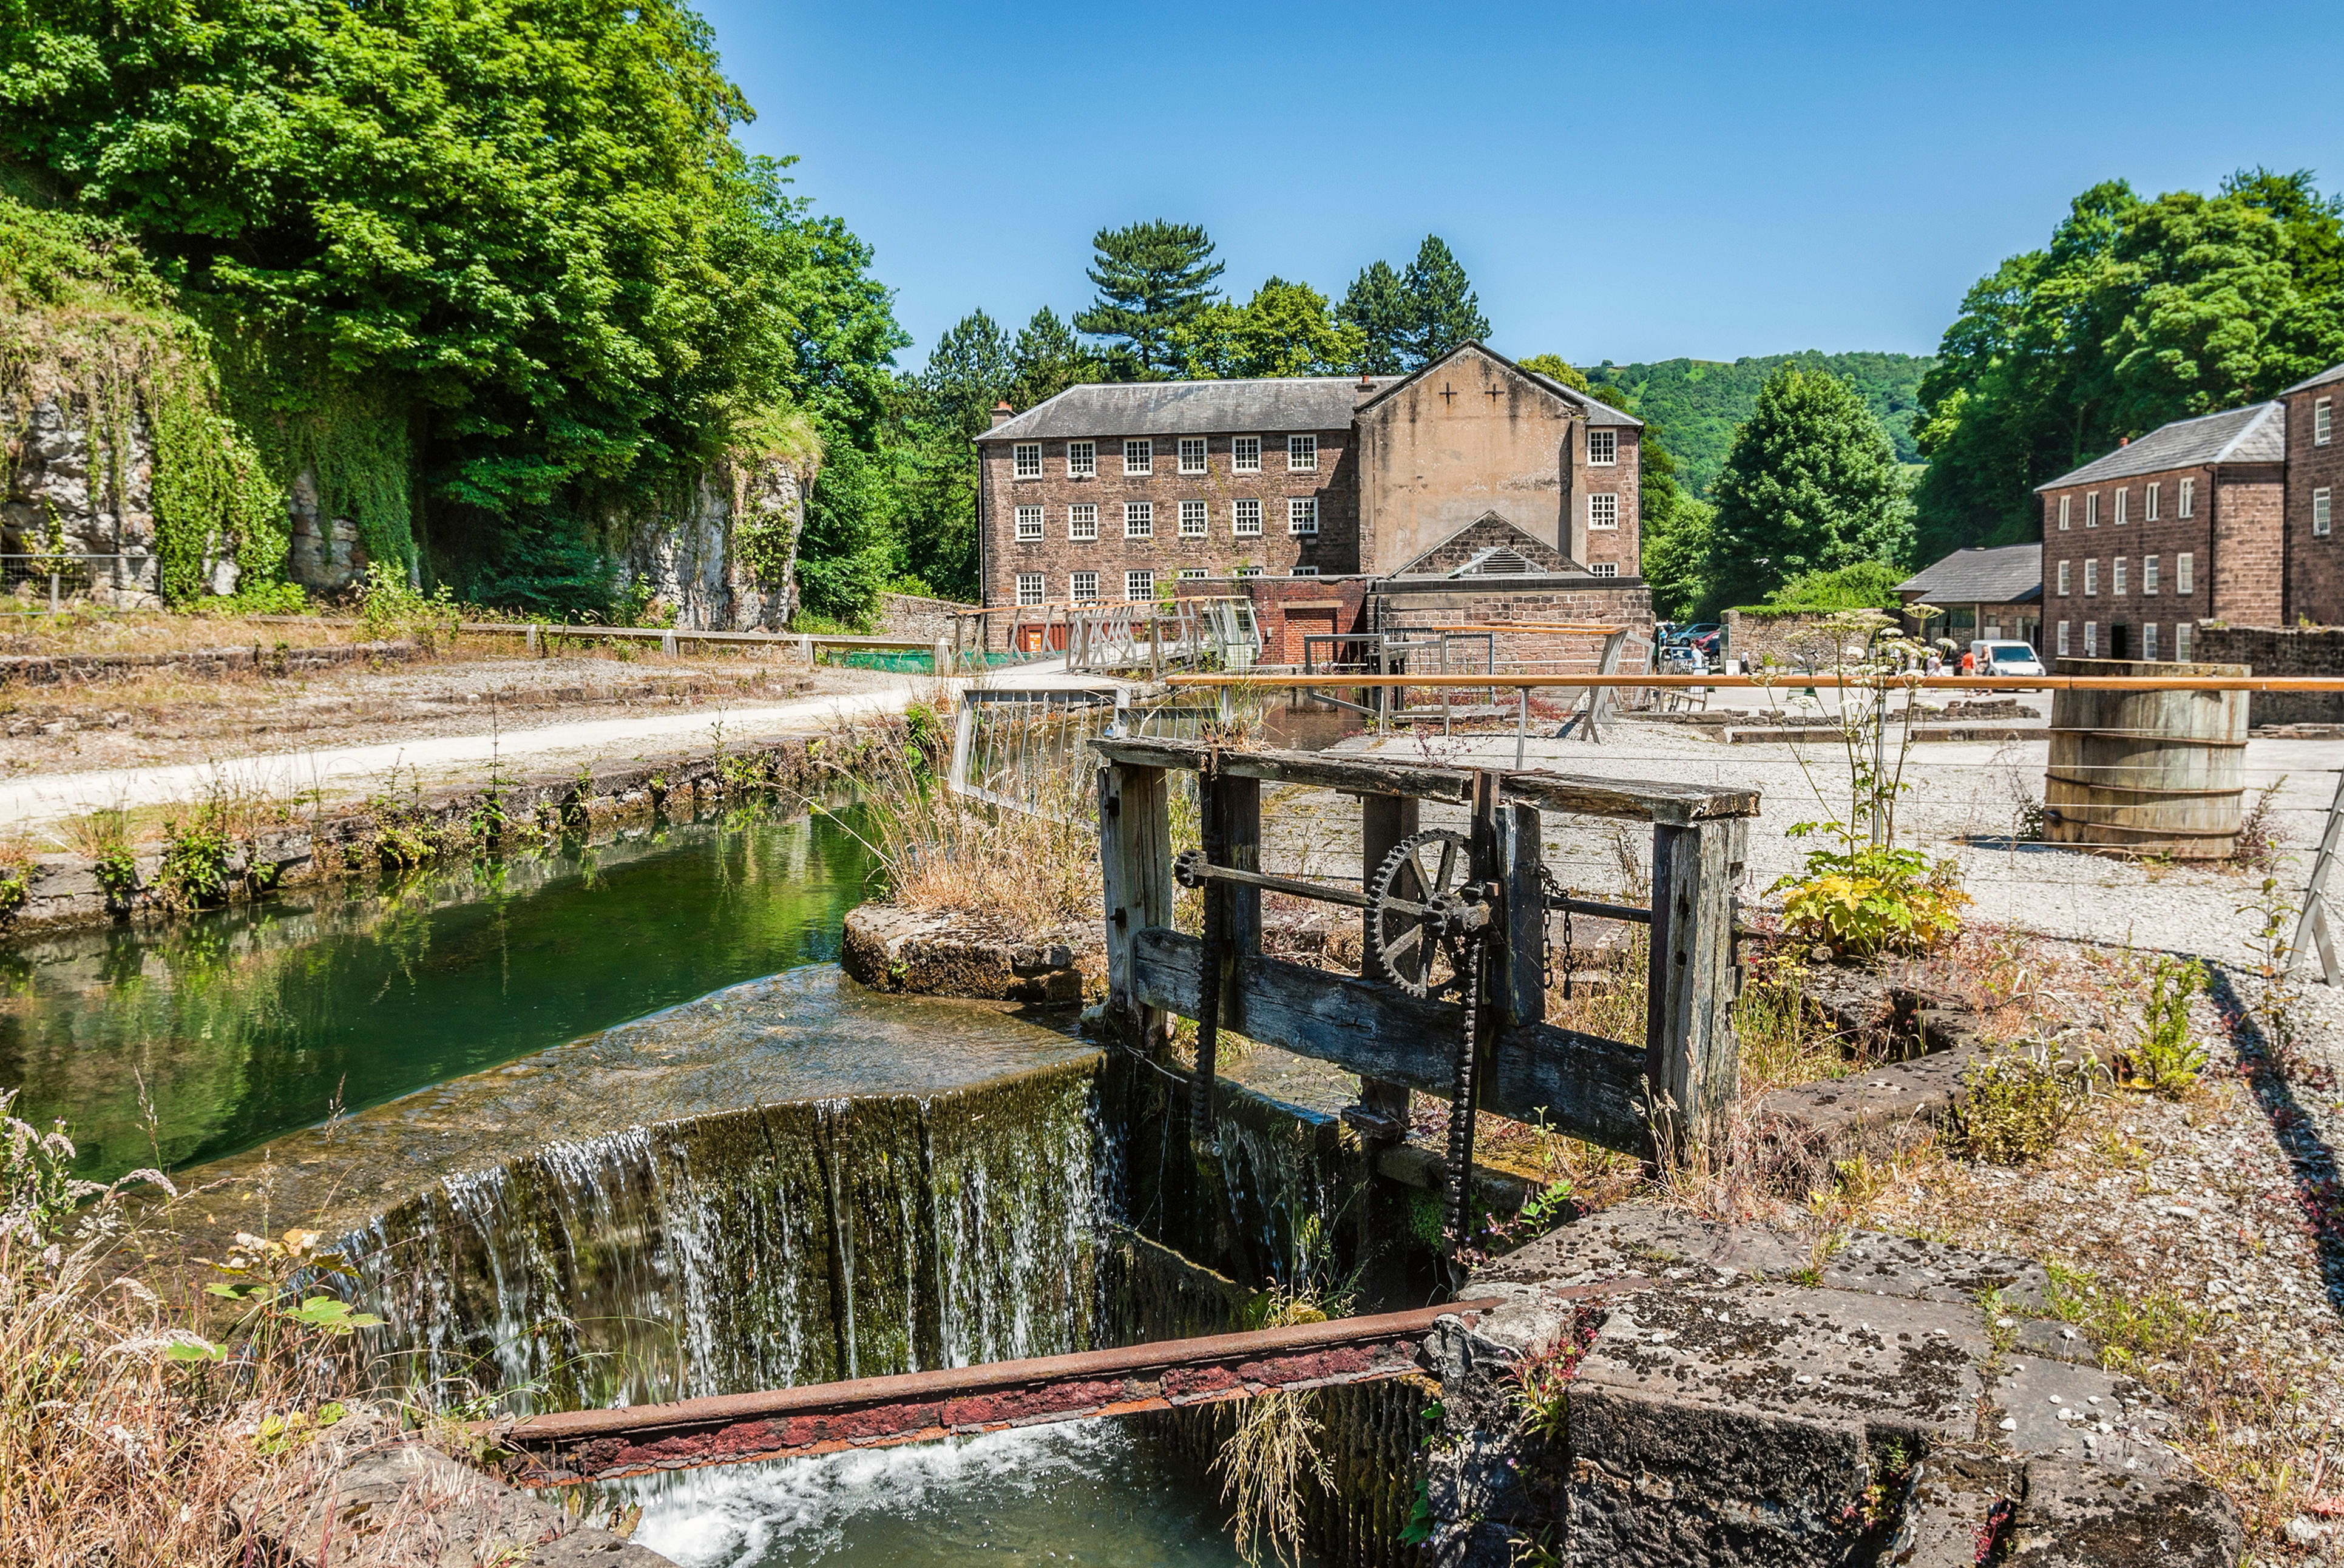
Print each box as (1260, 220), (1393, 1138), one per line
(991, 400), (1015, 427)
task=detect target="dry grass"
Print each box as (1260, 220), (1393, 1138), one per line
(0, 1095), (350, 1566)
(822, 688), (1105, 934)
(0, 606), (370, 658)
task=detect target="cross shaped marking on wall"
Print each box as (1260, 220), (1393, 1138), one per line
(1439, 384), (1457, 402)
(1485, 387), (1504, 402)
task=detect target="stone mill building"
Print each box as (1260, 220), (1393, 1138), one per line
(972, 343), (1654, 659)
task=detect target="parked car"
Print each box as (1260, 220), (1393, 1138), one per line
(1969, 640), (2045, 678)
(1661, 621), (1721, 647)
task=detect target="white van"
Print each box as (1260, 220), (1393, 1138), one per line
(1970, 640), (2045, 678)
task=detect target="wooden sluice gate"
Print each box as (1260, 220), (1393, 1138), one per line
(1096, 737), (1759, 1268)
(496, 1300), (1499, 1485)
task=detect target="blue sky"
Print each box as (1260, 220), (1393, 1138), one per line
(694, 1), (2344, 372)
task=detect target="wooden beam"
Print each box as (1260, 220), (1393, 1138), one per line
(1090, 737), (1757, 824)
(1645, 817), (1747, 1147)
(1099, 763), (1174, 1046)
(1132, 928), (1650, 1152)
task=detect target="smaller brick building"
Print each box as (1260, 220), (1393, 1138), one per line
(2280, 362), (2342, 624)
(2034, 402), (2286, 662)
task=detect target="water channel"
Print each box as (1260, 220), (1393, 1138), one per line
(4, 797), (1329, 1564)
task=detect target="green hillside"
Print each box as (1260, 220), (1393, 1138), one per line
(1585, 351), (1932, 499)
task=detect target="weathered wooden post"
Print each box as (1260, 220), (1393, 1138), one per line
(1099, 761), (1174, 1048)
(1188, 766), (1261, 1142)
(1644, 816), (1748, 1151)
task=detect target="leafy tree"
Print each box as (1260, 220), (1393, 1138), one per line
(1709, 368), (1912, 608)
(1640, 496), (1716, 621)
(1912, 170), (2344, 559)
(1586, 352), (1933, 499)
(1174, 278), (1364, 379)
(1008, 307), (1099, 409)
(1398, 236), (1491, 365)
(1338, 260), (1411, 375)
(795, 438), (896, 624)
(0, 0), (905, 604)
(1517, 353), (1594, 394)
(1072, 220), (1224, 377)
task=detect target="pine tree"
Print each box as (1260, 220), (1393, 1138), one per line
(1709, 368), (1912, 608)
(920, 310), (1014, 439)
(1008, 308), (1098, 409)
(1338, 260), (1411, 374)
(1072, 220), (1225, 377)
(1397, 236), (1490, 365)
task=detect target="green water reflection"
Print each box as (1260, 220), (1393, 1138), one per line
(0, 804), (876, 1182)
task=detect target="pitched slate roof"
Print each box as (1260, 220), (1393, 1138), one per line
(1896, 543), (2042, 606)
(2280, 361), (2344, 396)
(978, 376), (1394, 444)
(1354, 341), (1643, 427)
(2034, 402), (2286, 490)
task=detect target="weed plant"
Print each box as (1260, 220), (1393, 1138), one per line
(1756, 609), (1973, 958)
(2113, 958), (2209, 1098)
(1949, 1036), (2098, 1163)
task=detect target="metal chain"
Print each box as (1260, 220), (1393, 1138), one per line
(1441, 927), (1485, 1283)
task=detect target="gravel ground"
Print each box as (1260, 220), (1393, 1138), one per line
(0, 649), (899, 779)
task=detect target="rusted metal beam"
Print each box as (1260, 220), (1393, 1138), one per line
(1163, 672), (2344, 692)
(499, 1299), (1499, 1485)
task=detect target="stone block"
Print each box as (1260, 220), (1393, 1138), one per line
(234, 1408), (674, 1567)
(1820, 1233), (2053, 1312)
(1986, 1358), (2176, 1475)
(2000, 1458), (2243, 1567)
(1880, 1448), (2022, 1567)
(1567, 1380), (1874, 1567)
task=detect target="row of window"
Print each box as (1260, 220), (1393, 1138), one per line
(1006, 429), (1630, 481)
(1008, 494), (1619, 541)
(2053, 553), (2192, 596)
(1012, 435), (1316, 481)
(1014, 499), (1318, 539)
(1012, 568), (1318, 605)
(2054, 620), (2192, 660)
(2056, 478), (2193, 529)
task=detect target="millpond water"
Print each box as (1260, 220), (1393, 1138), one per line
(2, 803), (876, 1181)
(9, 796), (1397, 1564)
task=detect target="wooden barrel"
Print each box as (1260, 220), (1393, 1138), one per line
(2043, 657), (2249, 858)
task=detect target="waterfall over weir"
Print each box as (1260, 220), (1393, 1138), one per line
(353, 1061), (1102, 1412)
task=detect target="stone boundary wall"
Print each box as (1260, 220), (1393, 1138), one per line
(876, 590), (976, 640)
(0, 719), (903, 935)
(2193, 623), (2344, 726)
(0, 638), (416, 688)
(1720, 609), (1874, 670)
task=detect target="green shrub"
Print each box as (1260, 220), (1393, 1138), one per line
(1763, 559), (1906, 611)
(1771, 845), (1968, 957)
(91, 845), (138, 912)
(158, 819), (234, 908)
(1951, 1038), (2096, 1163)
